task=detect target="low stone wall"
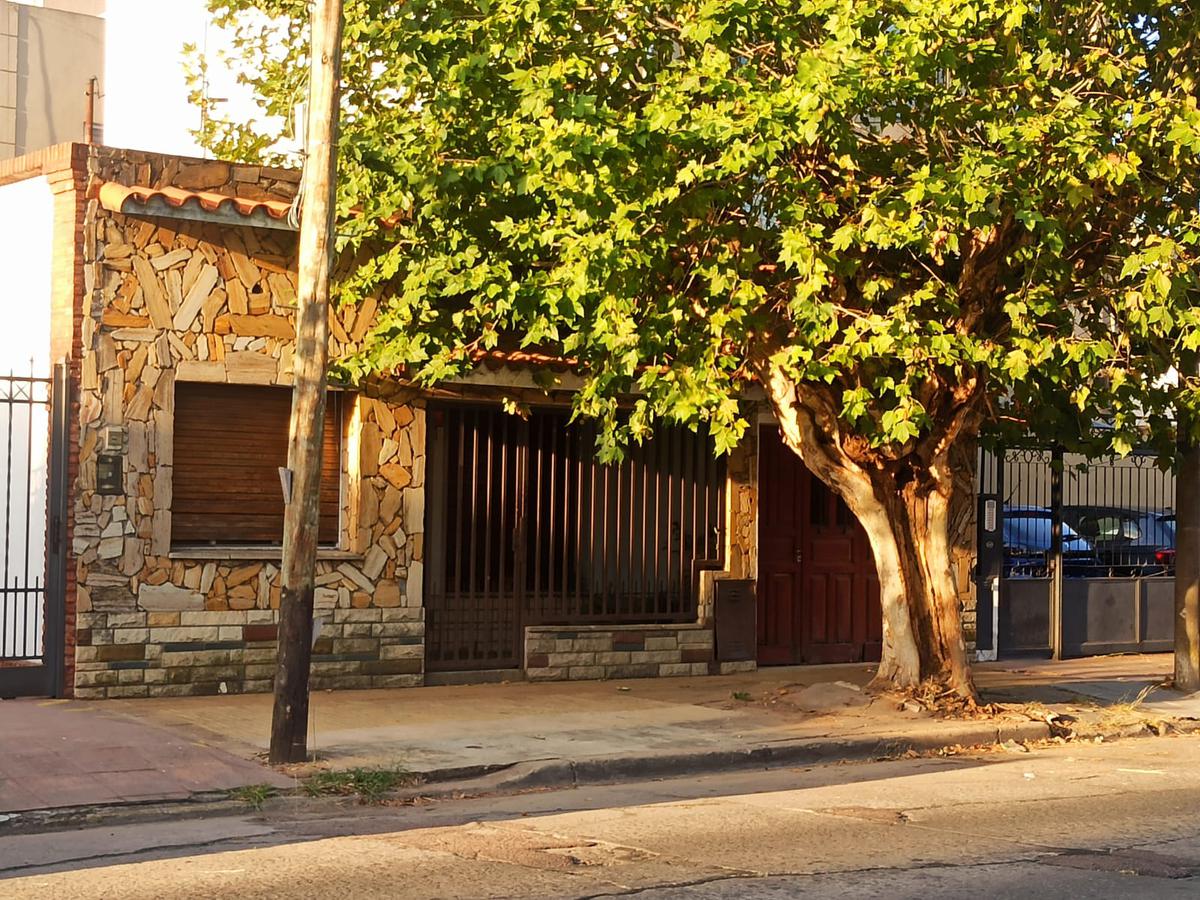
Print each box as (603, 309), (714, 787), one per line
(524, 624), (715, 681)
(74, 606), (424, 698)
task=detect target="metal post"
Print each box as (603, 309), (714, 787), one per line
(1049, 446), (1064, 660)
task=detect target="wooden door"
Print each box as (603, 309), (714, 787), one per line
(757, 426), (883, 665)
(757, 426), (806, 664)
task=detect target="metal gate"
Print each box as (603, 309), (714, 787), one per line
(424, 404), (726, 672)
(0, 365), (67, 697)
(977, 446), (1175, 659)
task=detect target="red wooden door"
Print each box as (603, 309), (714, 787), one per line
(757, 426), (806, 664)
(757, 427), (882, 665)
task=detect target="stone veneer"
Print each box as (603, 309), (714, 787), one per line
(70, 146), (427, 698)
(524, 624), (716, 681)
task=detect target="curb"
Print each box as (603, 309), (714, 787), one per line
(10, 716), (1185, 834)
(395, 719), (1055, 799)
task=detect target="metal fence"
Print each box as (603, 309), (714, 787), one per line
(0, 365), (67, 697)
(977, 447), (1175, 659)
(424, 404), (726, 671)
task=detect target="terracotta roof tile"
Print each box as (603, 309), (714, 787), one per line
(98, 182), (294, 227)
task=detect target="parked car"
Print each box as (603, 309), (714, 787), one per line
(1002, 506), (1096, 578)
(1060, 505), (1175, 576)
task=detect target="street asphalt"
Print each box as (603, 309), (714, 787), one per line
(2, 731), (1199, 898)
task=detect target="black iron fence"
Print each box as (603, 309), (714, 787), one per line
(977, 447), (1175, 658)
(424, 404), (725, 671)
(0, 366), (67, 697)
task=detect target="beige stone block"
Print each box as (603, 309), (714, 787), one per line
(225, 350), (278, 384)
(595, 651), (631, 665)
(644, 637), (679, 651)
(147, 612), (180, 627)
(222, 313), (293, 339)
(98, 536), (123, 559)
(176, 359), (226, 383)
(379, 643), (423, 660)
(139, 583), (204, 611)
(362, 545), (387, 581)
(568, 666), (606, 681)
(402, 487), (424, 533)
(173, 264), (219, 331)
(379, 462), (411, 490)
(113, 627), (149, 644)
(179, 611), (247, 626)
(226, 564), (261, 588)
(373, 580), (401, 607)
(548, 651), (595, 667)
(337, 562), (374, 592)
(628, 650), (679, 664)
(149, 625), (220, 643)
(151, 248), (191, 271)
(526, 667), (567, 681)
(132, 256), (172, 328)
(405, 561), (422, 606)
(331, 608), (381, 624)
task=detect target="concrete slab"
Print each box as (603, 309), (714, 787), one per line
(0, 698), (292, 814)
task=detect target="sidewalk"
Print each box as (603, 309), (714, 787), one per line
(2, 654), (1194, 816)
(0, 699), (291, 815)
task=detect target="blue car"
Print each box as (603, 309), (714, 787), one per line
(1003, 506), (1096, 577)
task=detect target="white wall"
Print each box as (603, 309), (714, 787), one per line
(0, 174), (51, 657)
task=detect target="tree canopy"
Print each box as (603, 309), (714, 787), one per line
(199, 0), (1200, 459)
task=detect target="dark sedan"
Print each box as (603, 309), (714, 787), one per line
(1060, 506), (1175, 576)
(1003, 506), (1096, 578)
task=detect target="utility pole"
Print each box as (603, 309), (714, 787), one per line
(1176, 355), (1200, 694)
(270, 0), (345, 765)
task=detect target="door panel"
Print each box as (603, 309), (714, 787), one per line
(757, 426), (882, 665)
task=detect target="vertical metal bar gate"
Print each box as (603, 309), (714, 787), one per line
(424, 404), (726, 672)
(0, 363), (67, 697)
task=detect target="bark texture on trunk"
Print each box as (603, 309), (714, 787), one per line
(761, 364), (977, 698)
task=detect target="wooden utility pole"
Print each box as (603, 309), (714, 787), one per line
(1176, 355), (1200, 694)
(269, 0), (345, 765)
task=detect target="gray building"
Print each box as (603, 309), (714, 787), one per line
(1, 0), (105, 159)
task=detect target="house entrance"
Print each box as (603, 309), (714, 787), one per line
(756, 426), (882, 665)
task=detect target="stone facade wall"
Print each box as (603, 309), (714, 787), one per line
(524, 624), (715, 681)
(70, 146), (427, 698)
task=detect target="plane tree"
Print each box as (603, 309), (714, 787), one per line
(199, 0), (1200, 698)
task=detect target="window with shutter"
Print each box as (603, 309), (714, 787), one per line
(171, 383), (343, 546)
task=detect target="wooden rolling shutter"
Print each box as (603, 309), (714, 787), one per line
(172, 383), (342, 545)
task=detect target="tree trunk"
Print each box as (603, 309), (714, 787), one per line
(762, 366), (977, 700)
(848, 467), (974, 696)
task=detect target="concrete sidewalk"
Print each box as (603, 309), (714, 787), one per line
(79, 655), (1195, 774)
(2, 654), (1193, 816)
(0, 699), (291, 815)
